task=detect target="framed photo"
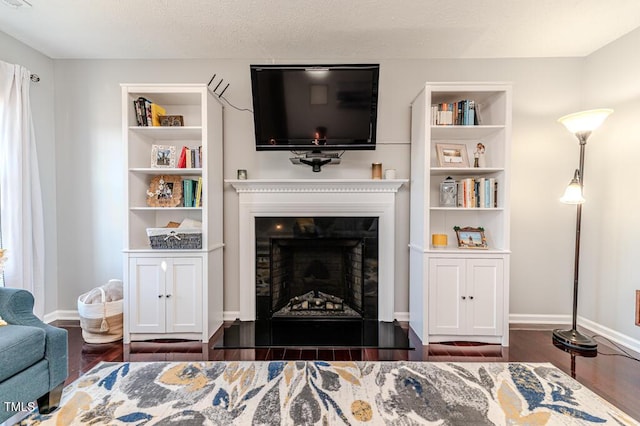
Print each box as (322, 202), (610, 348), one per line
(151, 145), (176, 168)
(436, 143), (470, 168)
(146, 175), (183, 207)
(454, 226), (488, 249)
(158, 115), (184, 127)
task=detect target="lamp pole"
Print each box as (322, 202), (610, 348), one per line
(571, 133), (587, 332)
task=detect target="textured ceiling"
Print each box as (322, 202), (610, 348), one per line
(1, 0), (639, 60)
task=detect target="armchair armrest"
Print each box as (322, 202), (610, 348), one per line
(0, 288), (68, 388)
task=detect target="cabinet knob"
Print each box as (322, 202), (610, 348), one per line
(469, 296), (474, 300)
(166, 294), (172, 298)
(461, 296), (466, 300)
(158, 294), (164, 298)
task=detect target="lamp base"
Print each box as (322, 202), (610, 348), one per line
(552, 328), (597, 351)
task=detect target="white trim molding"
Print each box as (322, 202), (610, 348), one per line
(227, 179), (407, 322)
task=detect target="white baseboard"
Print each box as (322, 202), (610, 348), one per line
(579, 317), (640, 354)
(43, 310), (79, 323)
(223, 311), (240, 322)
(394, 311), (410, 322)
(509, 313), (570, 325)
(509, 313), (640, 354)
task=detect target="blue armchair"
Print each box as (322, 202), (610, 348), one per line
(0, 287), (68, 423)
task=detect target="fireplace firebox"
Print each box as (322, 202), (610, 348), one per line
(255, 217), (378, 321)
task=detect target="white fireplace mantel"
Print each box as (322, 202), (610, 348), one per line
(227, 179), (407, 322)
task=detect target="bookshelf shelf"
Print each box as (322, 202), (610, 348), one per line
(409, 82), (512, 347)
(122, 84), (223, 345)
(129, 126), (202, 139)
(431, 124), (505, 139)
(129, 168), (203, 176)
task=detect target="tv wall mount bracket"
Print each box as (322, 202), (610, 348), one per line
(290, 151), (341, 172)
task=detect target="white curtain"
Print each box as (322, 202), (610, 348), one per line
(0, 60), (45, 317)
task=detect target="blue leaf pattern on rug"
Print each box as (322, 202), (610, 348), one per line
(22, 361), (637, 425)
(98, 362), (129, 391)
(509, 363), (608, 423)
(267, 361), (285, 381)
(117, 412), (153, 422)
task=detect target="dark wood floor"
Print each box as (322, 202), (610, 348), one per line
(56, 321), (640, 421)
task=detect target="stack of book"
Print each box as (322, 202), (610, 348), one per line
(183, 177), (203, 207)
(177, 146), (202, 168)
(431, 100), (477, 126)
(133, 97), (166, 126)
(456, 177), (497, 208)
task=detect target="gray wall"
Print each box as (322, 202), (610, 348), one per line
(2, 27), (639, 346)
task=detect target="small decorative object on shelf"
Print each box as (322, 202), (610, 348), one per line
(473, 142), (486, 168)
(454, 226), (488, 249)
(371, 163), (382, 179)
(151, 145), (176, 168)
(436, 143), (469, 168)
(439, 176), (457, 207)
(146, 175), (183, 207)
(431, 234), (448, 248)
(237, 169), (247, 180)
(384, 168), (396, 179)
(158, 115), (184, 127)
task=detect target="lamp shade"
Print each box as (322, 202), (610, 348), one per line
(561, 181), (585, 204)
(560, 169), (585, 204)
(558, 109), (613, 134)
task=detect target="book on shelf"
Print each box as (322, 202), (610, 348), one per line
(176, 146), (203, 169)
(194, 146), (201, 168)
(181, 178), (201, 207)
(177, 146), (187, 168)
(195, 177), (203, 207)
(150, 103), (167, 126)
(133, 97), (166, 127)
(454, 177), (497, 208)
(431, 100), (478, 126)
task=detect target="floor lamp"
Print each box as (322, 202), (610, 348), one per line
(552, 108), (613, 352)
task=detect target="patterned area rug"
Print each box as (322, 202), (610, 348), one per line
(22, 361), (636, 425)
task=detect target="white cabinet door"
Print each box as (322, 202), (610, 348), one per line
(128, 257), (203, 334)
(129, 257), (166, 333)
(466, 258), (503, 336)
(428, 258), (465, 335)
(428, 257), (503, 337)
(166, 257), (203, 333)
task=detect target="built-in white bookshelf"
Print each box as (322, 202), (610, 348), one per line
(121, 84), (223, 345)
(409, 82), (512, 346)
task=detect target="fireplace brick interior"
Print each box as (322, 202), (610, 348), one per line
(255, 217), (378, 320)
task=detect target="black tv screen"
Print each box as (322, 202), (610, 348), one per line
(250, 64), (379, 151)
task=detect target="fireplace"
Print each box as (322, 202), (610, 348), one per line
(255, 217), (378, 320)
(227, 179), (406, 322)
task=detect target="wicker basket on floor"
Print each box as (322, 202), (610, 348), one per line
(78, 284), (123, 344)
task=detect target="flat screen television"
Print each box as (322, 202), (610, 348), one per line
(250, 64), (380, 151)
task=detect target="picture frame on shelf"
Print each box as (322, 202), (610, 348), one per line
(151, 145), (176, 168)
(146, 175), (183, 207)
(454, 226), (488, 249)
(158, 115), (184, 127)
(436, 143), (469, 168)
